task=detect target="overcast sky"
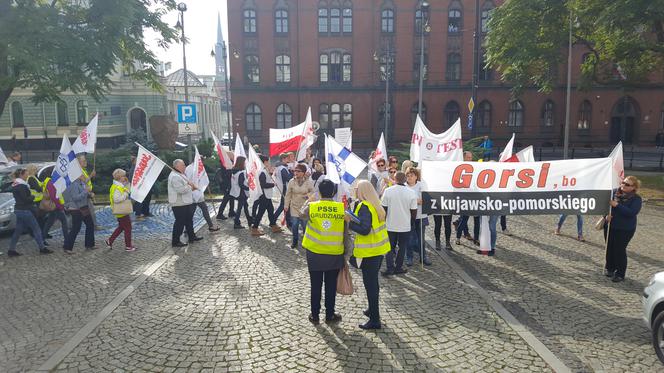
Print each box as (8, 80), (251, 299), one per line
(145, 0), (229, 76)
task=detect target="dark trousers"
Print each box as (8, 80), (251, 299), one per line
(172, 204), (195, 244)
(251, 199), (260, 220)
(385, 231), (410, 271)
(234, 196), (252, 226)
(65, 210), (95, 250)
(500, 215), (507, 231)
(43, 209), (68, 238)
(456, 216), (480, 240)
(133, 189), (152, 216)
(309, 268), (340, 318)
(217, 193), (235, 217)
(605, 228), (635, 278)
(252, 195), (277, 228)
(109, 215), (132, 247)
(196, 201), (213, 227)
(274, 195), (291, 229)
(433, 215), (452, 243)
(361, 255), (383, 323)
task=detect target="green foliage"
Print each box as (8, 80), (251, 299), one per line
(93, 147), (133, 195)
(485, 0), (664, 95)
(0, 0), (178, 116)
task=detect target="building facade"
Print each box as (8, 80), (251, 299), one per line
(228, 0), (664, 151)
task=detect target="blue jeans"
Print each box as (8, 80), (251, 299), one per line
(557, 214), (583, 236)
(488, 215), (499, 251)
(291, 217), (306, 246)
(407, 218), (428, 260)
(385, 231), (410, 271)
(43, 210), (68, 238)
(10, 209), (44, 251)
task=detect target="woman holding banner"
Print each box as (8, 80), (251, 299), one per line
(230, 157), (252, 229)
(105, 169), (136, 251)
(604, 175), (642, 283)
(405, 167), (432, 266)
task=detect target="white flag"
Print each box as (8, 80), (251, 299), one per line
(410, 115), (463, 163)
(0, 145), (8, 164)
(499, 133), (515, 162)
(246, 142), (264, 204)
(185, 146), (210, 201)
(296, 107), (317, 161)
(515, 146), (535, 162)
(479, 216), (492, 252)
(211, 132), (233, 168)
(334, 127), (352, 151)
(234, 134), (246, 163)
(609, 141), (624, 189)
(130, 144), (166, 203)
(368, 132), (388, 173)
(72, 113), (98, 154)
(326, 134), (367, 185)
(51, 135), (83, 196)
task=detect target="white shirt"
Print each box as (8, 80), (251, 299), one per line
(381, 184), (417, 232)
(407, 180), (428, 219)
(167, 171), (193, 206)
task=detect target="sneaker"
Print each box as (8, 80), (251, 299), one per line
(191, 236), (204, 242)
(455, 239), (461, 245)
(216, 215), (227, 220)
(40, 248), (53, 254)
(209, 226), (220, 232)
(308, 314), (320, 325)
(125, 246), (137, 252)
(8, 250), (22, 257)
(445, 242), (453, 251)
(577, 235), (585, 242)
(502, 229), (512, 236)
(394, 268), (408, 275)
(554, 228), (561, 235)
(325, 313), (342, 324)
(435, 240), (442, 251)
(172, 242), (187, 248)
(405, 258), (413, 267)
(381, 270), (395, 277)
(487, 250), (495, 257)
(233, 225), (245, 230)
(104, 239), (112, 249)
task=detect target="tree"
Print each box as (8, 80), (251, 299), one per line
(0, 0), (178, 117)
(485, 0), (664, 95)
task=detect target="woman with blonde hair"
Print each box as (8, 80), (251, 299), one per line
(105, 168), (136, 251)
(349, 180), (391, 330)
(604, 175), (642, 282)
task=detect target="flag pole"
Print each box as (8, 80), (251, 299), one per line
(603, 191), (615, 273)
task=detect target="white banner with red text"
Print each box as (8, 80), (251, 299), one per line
(421, 158), (612, 215)
(410, 115), (463, 163)
(130, 144), (166, 203)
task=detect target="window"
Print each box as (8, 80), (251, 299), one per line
(244, 55), (260, 84)
(413, 50), (428, 81)
(342, 7), (352, 33)
(320, 51), (351, 83)
(76, 100), (88, 125)
(541, 100), (555, 127)
(446, 53), (461, 81)
(243, 9), (256, 33)
(444, 101), (460, 127)
(319, 103), (330, 129)
(578, 100), (592, 129)
(479, 50), (492, 81)
(448, 1), (462, 34)
(56, 101), (69, 126)
(276, 103), (292, 128)
(318, 7), (329, 33)
(481, 1), (495, 33)
(478, 100), (491, 128)
(381, 9), (394, 33)
(11, 101), (24, 128)
(331, 103), (341, 128)
(245, 103), (262, 131)
(275, 9), (288, 34)
(411, 102), (427, 124)
(275, 55), (291, 83)
(508, 100), (524, 127)
(342, 103), (352, 128)
(330, 7), (341, 33)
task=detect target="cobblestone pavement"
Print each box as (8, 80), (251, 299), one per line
(427, 207), (664, 372)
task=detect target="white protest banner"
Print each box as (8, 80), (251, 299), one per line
(185, 146), (210, 201)
(296, 107), (317, 161)
(130, 144), (166, 203)
(421, 158), (612, 216)
(609, 141), (624, 189)
(72, 113), (98, 154)
(211, 132), (233, 168)
(368, 132), (388, 173)
(234, 134), (246, 161)
(246, 142), (264, 204)
(410, 115), (463, 163)
(499, 133), (515, 162)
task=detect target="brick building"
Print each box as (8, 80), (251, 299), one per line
(228, 0), (664, 152)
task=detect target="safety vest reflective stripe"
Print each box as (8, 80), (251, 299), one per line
(302, 200), (345, 255)
(303, 227), (344, 246)
(81, 169), (93, 191)
(353, 201), (391, 258)
(28, 176), (43, 202)
(305, 224), (344, 237)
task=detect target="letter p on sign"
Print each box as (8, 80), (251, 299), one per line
(177, 104), (198, 135)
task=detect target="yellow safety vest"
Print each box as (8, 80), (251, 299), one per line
(109, 183), (130, 218)
(43, 177), (65, 205)
(353, 201), (391, 258)
(28, 176), (43, 202)
(81, 168), (93, 191)
(302, 200), (345, 255)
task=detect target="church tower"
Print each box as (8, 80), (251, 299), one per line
(214, 12), (229, 102)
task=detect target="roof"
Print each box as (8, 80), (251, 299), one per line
(164, 69), (205, 88)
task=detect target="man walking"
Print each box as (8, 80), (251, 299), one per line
(168, 159), (202, 247)
(381, 171), (417, 277)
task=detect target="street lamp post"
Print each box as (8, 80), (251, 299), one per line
(471, 0), (480, 139)
(176, 2), (193, 162)
(563, 8), (573, 159)
(374, 45), (393, 143)
(417, 1), (430, 116)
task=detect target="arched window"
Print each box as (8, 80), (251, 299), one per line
(76, 100), (88, 125)
(508, 100), (524, 127)
(478, 100), (491, 128)
(444, 101), (460, 127)
(319, 103), (330, 129)
(448, 1), (462, 34)
(320, 51), (351, 83)
(243, 9), (257, 33)
(578, 100), (592, 129)
(330, 103), (341, 128)
(56, 101), (69, 126)
(276, 103), (292, 128)
(481, 1), (495, 33)
(245, 103), (262, 131)
(275, 9), (289, 34)
(330, 4), (341, 33)
(244, 55), (260, 84)
(411, 102), (427, 124)
(11, 101), (24, 128)
(446, 53), (461, 81)
(541, 100), (555, 127)
(381, 8), (394, 33)
(319, 54), (329, 82)
(318, 6), (329, 33)
(342, 3), (352, 33)
(342, 53), (352, 82)
(275, 55), (291, 83)
(342, 103), (352, 128)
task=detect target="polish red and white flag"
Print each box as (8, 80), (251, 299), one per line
(211, 132), (232, 168)
(270, 107), (312, 156)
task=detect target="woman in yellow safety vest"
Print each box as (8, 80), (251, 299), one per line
(105, 169), (136, 252)
(348, 180), (391, 330)
(301, 179), (350, 325)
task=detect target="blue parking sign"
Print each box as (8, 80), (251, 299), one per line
(177, 104), (197, 123)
